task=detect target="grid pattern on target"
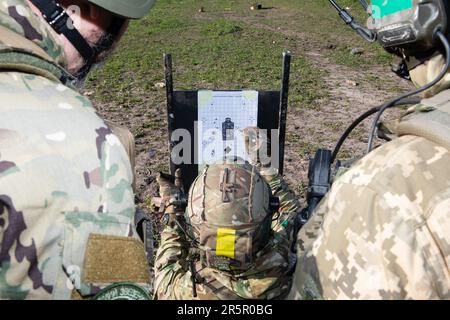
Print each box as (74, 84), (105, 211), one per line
(197, 90), (259, 166)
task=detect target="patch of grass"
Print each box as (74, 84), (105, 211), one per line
(143, 119), (160, 130)
(297, 141), (318, 157)
(335, 148), (354, 161)
(364, 73), (402, 94)
(328, 45), (393, 70)
(200, 19), (243, 36)
(263, 0), (394, 71)
(85, 0), (329, 111)
(133, 126), (146, 139)
(147, 17), (191, 34)
(87, 0), (395, 110)
(295, 180), (308, 199)
(144, 197), (156, 211)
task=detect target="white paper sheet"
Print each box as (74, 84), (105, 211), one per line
(197, 90), (258, 166)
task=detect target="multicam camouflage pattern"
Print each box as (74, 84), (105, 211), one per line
(289, 89), (450, 300)
(186, 163), (274, 272)
(154, 165), (302, 300)
(0, 0), (147, 299)
(0, 0), (75, 85)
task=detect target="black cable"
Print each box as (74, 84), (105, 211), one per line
(329, 0), (341, 11)
(331, 97), (421, 162)
(73, 17), (125, 80)
(174, 219), (199, 246)
(358, 0), (369, 11)
(328, 0), (376, 42)
(367, 30), (450, 153)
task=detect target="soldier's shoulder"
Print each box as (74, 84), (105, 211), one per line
(337, 135), (450, 190)
(323, 135), (450, 227)
(0, 1), (67, 65)
(0, 72), (94, 111)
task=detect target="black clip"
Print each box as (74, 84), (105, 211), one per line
(135, 209), (154, 266)
(189, 260), (198, 298)
(45, 3), (70, 34)
(305, 149), (332, 223)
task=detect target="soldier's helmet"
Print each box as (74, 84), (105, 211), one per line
(87, 0), (156, 19)
(186, 162), (278, 272)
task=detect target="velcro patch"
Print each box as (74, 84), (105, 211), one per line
(84, 234), (150, 284)
(93, 283), (151, 300)
(216, 228), (236, 259)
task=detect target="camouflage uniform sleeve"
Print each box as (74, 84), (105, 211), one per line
(289, 185), (384, 300)
(153, 222), (191, 300)
(290, 136), (450, 299)
(290, 183), (449, 300)
(265, 174), (302, 241)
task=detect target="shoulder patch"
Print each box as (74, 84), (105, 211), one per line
(93, 283), (152, 300)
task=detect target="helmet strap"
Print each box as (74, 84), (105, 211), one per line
(74, 17), (125, 81)
(30, 0), (95, 66)
(29, 0), (125, 82)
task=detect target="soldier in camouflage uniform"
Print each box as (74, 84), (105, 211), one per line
(289, 13), (450, 301)
(0, 0), (156, 299)
(153, 160), (301, 300)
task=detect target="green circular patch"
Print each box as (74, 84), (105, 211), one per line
(93, 283), (152, 300)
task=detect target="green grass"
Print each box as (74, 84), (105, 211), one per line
(329, 46), (392, 69)
(297, 141), (318, 157)
(200, 19), (243, 36)
(86, 0), (394, 109)
(86, 0), (329, 110)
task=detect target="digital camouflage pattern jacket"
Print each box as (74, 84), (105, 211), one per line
(289, 90), (450, 300)
(154, 174), (301, 300)
(0, 0), (150, 299)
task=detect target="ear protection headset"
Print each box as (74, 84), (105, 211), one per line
(299, 1), (450, 227)
(329, 0), (450, 57)
(327, 0), (450, 154)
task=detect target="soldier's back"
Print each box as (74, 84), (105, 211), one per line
(290, 96), (450, 299)
(0, 71), (138, 299)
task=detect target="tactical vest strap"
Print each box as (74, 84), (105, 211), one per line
(0, 25), (76, 86)
(0, 25), (53, 61)
(195, 261), (243, 300)
(393, 90), (450, 151)
(29, 0), (95, 65)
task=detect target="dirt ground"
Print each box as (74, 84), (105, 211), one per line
(86, 0), (414, 212)
(229, 7), (413, 198)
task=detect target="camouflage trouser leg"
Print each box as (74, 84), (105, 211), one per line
(105, 120), (136, 191)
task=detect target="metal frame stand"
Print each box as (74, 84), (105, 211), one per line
(164, 52), (291, 190)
